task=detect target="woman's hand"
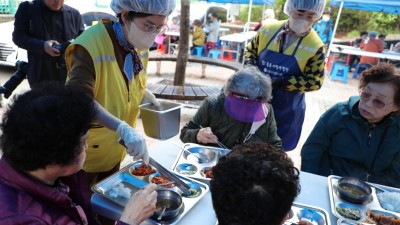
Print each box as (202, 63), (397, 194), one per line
(120, 183), (157, 225)
(196, 127), (218, 144)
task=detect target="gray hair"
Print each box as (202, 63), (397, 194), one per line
(224, 67), (272, 101)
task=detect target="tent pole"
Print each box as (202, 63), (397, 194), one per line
(326, 0), (344, 59)
(247, 0), (253, 26)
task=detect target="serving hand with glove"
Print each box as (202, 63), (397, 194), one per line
(142, 89), (160, 107)
(116, 121), (149, 164)
(94, 101), (150, 164)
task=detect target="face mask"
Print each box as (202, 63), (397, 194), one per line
(289, 17), (312, 35)
(322, 16), (330, 22)
(224, 95), (265, 122)
(126, 21), (158, 50)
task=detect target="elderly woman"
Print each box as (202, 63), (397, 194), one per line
(301, 63), (400, 188)
(180, 66), (282, 150)
(0, 83), (157, 225)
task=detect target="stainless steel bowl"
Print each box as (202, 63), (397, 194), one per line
(183, 147), (218, 164)
(337, 177), (372, 204)
(151, 190), (183, 221)
(128, 162), (157, 181)
(176, 163), (198, 176)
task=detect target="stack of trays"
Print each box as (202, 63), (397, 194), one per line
(171, 143), (231, 183)
(328, 175), (400, 225)
(92, 161), (209, 225)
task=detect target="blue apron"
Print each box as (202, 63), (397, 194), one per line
(257, 27), (306, 151)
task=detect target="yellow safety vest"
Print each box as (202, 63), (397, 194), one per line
(257, 20), (324, 71)
(66, 22), (148, 172)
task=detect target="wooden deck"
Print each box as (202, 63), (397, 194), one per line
(147, 54), (239, 100)
(147, 82), (221, 101)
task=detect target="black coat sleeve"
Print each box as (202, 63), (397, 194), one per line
(12, 1), (45, 55)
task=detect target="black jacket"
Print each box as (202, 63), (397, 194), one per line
(12, 0), (84, 86)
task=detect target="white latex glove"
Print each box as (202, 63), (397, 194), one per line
(142, 89), (160, 107)
(116, 121), (149, 164)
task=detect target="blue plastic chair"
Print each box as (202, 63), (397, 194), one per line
(208, 49), (221, 59)
(192, 46), (205, 57)
(330, 63), (349, 84)
(352, 64), (371, 79)
(330, 60), (346, 75)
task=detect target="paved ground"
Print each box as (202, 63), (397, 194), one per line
(123, 60), (360, 169)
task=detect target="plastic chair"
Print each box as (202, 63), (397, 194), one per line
(205, 42), (216, 55)
(352, 64), (371, 79)
(326, 55), (340, 72)
(330, 60), (346, 75)
(156, 44), (166, 54)
(208, 49), (221, 59)
(192, 46), (205, 57)
(222, 51), (233, 61)
(330, 63), (349, 84)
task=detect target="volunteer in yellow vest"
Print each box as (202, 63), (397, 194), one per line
(65, 1), (175, 223)
(244, 0), (326, 151)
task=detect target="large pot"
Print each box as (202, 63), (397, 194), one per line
(151, 190), (183, 221)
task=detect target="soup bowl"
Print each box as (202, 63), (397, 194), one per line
(337, 177), (372, 204)
(151, 190), (183, 221)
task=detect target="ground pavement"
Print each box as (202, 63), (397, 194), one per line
(122, 60), (360, 169)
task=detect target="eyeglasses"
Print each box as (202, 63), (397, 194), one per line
(360, 90), (393, 109)
(230, 92), (263, 102)
(143, 23), (168, 34)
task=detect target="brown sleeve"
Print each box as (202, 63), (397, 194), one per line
(66, 44), (96, 95)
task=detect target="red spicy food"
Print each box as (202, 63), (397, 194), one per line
(131, 163), (156, 176)
(203, 167), (214, 178)
(151, 176), (175, 188)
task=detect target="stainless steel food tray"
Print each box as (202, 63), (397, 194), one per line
(285, 202), (331, 225)
(328, 175), (400, 223)
(215, 202), (330, 225)
(92, 161), (209, 225)
(171, 143), (230, 182)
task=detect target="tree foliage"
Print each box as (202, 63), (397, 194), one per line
(236, 0), (400, 37)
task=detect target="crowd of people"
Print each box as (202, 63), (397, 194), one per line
(1, 0), (400, 224)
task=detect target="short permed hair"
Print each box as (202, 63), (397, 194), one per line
(211, 143), (300, 225)
(1, 83), (96, 171)
(224, 66), (272, 101)
(359, 63), (400, 110)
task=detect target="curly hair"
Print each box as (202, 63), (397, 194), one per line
(359, 63), (400, 109)
(211, 143), (300, 225)
(1, 83), (96, 171)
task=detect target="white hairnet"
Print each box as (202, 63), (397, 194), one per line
(264, 9), (275, 19)
(283, 0), (326, 19)
(111, 0), (176, 16)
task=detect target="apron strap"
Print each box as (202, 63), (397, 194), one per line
(292, 36), (305, 56)
(265, 26), (284, 49)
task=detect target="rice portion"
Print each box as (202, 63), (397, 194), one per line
(377, 192), (400, 213)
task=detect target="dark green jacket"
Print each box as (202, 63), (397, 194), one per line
(301, 96), (400, 188)
(180, 94), (282, 150)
